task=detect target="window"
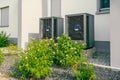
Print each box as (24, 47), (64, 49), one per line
(0, 7), (9, 27)
(100, 0), (110, 9)
(96, 0), (110, 14)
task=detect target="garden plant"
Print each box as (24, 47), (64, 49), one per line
(14, 34), (96, 80)
(0, 31), (10, 47)
(0, 50), (4, 65)
(14, 39), (54, 80)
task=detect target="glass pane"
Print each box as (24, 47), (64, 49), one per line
(100, 0), (110, 8)
(1, 7), (9, 26)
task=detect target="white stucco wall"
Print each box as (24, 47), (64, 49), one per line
(51, 0), (61, 17)
(42, 0), (61, 17)
(42, 0), (48, 17)
(111, 0), (120, 68)
(0, 0), (18, 38)
(18, 0), (42, 49)
(61, 0), (110, 41)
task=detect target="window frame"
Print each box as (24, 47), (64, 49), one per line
(96, 0), (110, 14)
(0, 6), (9, 27)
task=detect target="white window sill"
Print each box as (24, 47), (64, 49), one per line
(96, 8), (110, 15)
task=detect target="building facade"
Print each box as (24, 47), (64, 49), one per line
(110, 0), (120, 68)
(0, 0), (18, 44)
(0, 0), (120, 68)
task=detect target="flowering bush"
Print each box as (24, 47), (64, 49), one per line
(15, 39), (54, 79)
(8, 44), (22, 55)
(72, 59), (96, 80)
(14, 34), (96, 80)
(52, 34), (96, 80)
(52, 34), (85, 67)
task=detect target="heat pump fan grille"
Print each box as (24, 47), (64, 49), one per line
(43, 19), (52, 39)
(40, 17), (63, 40)
(68, 15), (84, 40)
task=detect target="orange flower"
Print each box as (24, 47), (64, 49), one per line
(73, 61), (79, 69)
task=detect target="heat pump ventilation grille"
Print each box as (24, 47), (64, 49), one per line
(68, 15), (84, 40)
(43, 19), (52, 39)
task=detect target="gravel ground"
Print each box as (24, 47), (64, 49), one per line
(48, 66), (75, 80)
(88, 52), (110, 66)
(86, 48), (110, 66)
(0, 48), (110, 79)
(0, 54), (18, 80)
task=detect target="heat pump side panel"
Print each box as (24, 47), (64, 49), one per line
(40, 19), (43, 39)
(90, 15), (94, 47)
(57, 18), (63, 37)
(86, 14), (94, 48)
(65, 16), (69, 36)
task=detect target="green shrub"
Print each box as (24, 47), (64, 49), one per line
(51, 34), (96, 80)
(51, 34), (85, 67)
(14, 34), (96, 80)
(0, 50), (4, 65)
(15, 39), (54, 79)
(0, 31), (10, 47)
(72, 61), (96, 80)
(8, 44), (22, 55)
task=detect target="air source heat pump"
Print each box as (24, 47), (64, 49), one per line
(65, 13), (94, 48)
(40, 17), (63, 39)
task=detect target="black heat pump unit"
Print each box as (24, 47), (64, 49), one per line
(40, 17), (63, 39)
(65, 13), (94, 48)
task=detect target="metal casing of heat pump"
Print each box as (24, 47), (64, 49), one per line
(40, 17), (63, 39)
(65, 13), (94, 48)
